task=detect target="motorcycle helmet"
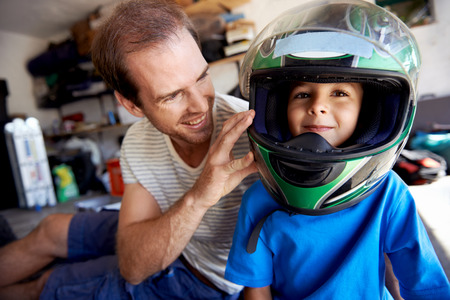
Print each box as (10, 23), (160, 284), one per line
(241, 0), (421, 215)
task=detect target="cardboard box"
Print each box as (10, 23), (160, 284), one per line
(71, 12), (100, 56)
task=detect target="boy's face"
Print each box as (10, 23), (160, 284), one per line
(287, 82), (363, 147)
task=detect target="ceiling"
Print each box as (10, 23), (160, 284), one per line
(0, 0), (121, 39)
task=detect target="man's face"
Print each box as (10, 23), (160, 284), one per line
(125, 28), (215, 147)
(287, 82), (363, 147)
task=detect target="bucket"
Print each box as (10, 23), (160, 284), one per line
(106, 158), (124, 196)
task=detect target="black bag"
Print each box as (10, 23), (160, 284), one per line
(394, 149), (447, 185)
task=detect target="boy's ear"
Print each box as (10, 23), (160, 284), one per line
(115, 91), (145, 118)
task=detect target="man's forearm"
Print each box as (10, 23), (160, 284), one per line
(117, 110), (257, 284)
(244, 286), (272, 300)
(117, 192), (208, 285)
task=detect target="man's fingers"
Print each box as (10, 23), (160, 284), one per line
(195, 111), (257, 204)
(221, 110), (255, 134)
(229, 151), (255, 171)
(223, 152), (258, 195)
(210, 110), (254, 162)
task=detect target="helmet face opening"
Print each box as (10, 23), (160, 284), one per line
(250, 67), (412, 158)
(240, 0), (421, 215)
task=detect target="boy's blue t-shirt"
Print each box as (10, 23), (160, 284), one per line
(225, 171), (450, 299)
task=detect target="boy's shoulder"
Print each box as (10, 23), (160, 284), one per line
(363, 170), (414, 218)
(379, 170), (411, 197)
(244, 172), (410, 218)
(242, 180), (282, 220)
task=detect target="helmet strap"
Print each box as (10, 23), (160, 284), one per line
(246, 208), (292, 254)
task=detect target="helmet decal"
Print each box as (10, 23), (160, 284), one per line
(273, 32), (374, 59)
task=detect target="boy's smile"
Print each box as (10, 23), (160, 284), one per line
(287, 82), (363, 147)
(302, 125), (334, 132)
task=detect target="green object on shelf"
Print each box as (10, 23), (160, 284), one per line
(52, 164), (79, 202)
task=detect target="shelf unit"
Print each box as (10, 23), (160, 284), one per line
(45, 123), (131, 140)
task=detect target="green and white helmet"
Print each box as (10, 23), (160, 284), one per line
(241, 0), (421, 215)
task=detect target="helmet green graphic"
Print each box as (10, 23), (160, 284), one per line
(241, 0), (421, 215)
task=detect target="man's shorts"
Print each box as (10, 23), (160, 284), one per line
(41, 210), (240, 300)
(67, 210), (119, 260)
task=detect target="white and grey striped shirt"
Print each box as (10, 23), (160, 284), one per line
(120, 92), (258, 294)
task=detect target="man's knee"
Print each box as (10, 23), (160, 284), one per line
(33, 214), (73, 257)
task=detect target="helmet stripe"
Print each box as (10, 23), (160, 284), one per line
(274, 32), (374, 59)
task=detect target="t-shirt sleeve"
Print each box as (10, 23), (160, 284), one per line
(119, 123), (140, 185)
(384, 175), (450, 299)
(225, 181), (275, 288)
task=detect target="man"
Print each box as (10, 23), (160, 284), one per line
(0, 0), (257, 299)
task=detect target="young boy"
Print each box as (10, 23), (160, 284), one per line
(225, 1), (450, 299)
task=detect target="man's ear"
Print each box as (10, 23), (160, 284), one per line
(115, 91), (145, 118)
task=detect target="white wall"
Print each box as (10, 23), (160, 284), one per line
(410, 0), (450, 99)
(0, 30), (59, 129)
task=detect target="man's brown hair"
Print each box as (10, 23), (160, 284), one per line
(91, 0), (199, 106)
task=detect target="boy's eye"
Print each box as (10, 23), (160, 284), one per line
(333, 90), (349, 97)
(293, 92), (310, 99)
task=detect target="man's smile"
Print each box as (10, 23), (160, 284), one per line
(183, 113), (207, 126)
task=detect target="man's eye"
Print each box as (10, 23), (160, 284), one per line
(164, 93), (179, 102)
(199, 72), (209, 81)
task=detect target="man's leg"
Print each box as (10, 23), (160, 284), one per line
(41, 255), (126, 300)
(0, 268), (52, 300)
(0, 213), (73, 287)
(0, 210), (119, 299)
(127, 257), (240, 300)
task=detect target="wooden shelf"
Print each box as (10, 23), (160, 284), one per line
(45, 123), (131, 139)
(208, 53), (246, 67)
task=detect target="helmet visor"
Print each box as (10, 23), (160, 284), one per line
(249, 66), (412, 160)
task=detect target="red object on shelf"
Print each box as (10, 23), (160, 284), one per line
(62, 112), (84, 122)
(106, 158), (124, 196)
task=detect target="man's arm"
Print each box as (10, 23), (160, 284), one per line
(117, 110), (257, 284)
(244, 286), (272, 300)
(385, 253), (404, 300)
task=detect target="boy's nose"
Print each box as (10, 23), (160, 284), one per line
(309, 97), (328, 115)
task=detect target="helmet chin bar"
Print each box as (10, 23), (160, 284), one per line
(250, 132), (389, 216)
(271, 133), (346, 188)
(281, 132), (339, 153)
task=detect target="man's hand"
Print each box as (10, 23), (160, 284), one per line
(190, 109), (258, 209)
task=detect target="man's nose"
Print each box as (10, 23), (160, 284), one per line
(187, 87), (208, 112)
